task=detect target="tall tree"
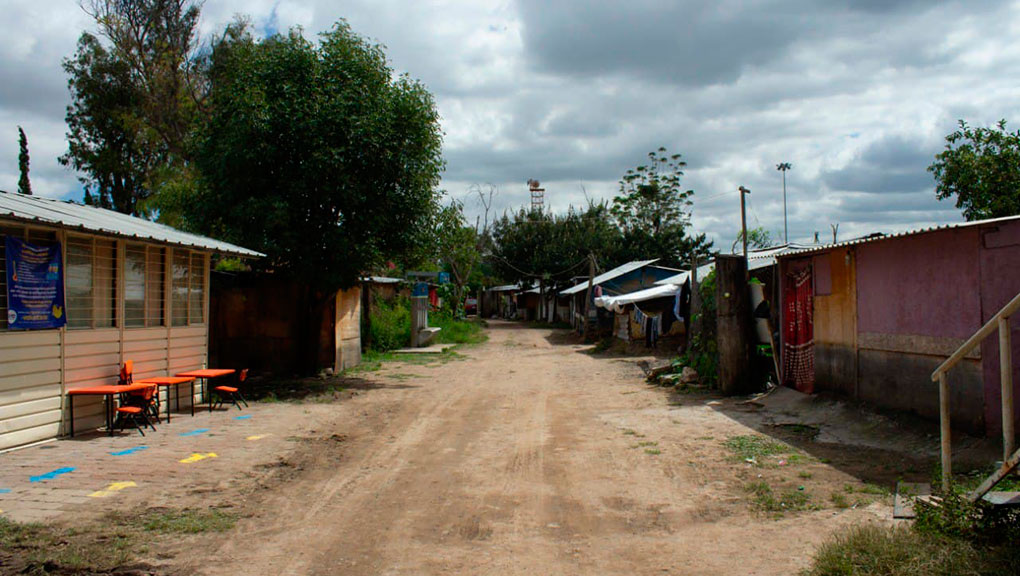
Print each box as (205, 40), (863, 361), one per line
(191, 21), (444, 291)
(62, 0), (201, 214)
(611, 147), (712, 267)
(929, 119), (1020, 220)
(16, 127), (31, 195)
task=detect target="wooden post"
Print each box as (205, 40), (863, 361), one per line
(739, 186), (750, 279)
(689, 255), (701, 352)
(716, 255), (752, 395)
(583, 254), (595, 336)
(1001, 317), (1014, 462)
(939, 371), (951, 489)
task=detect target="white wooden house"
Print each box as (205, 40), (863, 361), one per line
(0, 191), (261, 450)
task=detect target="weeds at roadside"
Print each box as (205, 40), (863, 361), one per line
(725, 435), (792, 464)
(644, 448), (662, 455)
(829, 492), (850, 509)
(745, 481), (813, 517)
(0, 506), (237, 574)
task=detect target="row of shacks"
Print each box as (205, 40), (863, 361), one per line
(0, 190), (448, 450)
(481, 214), (1020, 439)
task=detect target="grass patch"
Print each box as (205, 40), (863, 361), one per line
(799, 471), (814, 479)
(725, 435), (792, 463)
(432, 313), (488, 346)
(135, 508), (237, 534)
(0, 507), (235, 574)
(806, 524), (985, 576)
(746, 481), (812, 517)
(644, 448), (662, 455)
(830, 492), (850, 509)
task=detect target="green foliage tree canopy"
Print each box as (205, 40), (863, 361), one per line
(17, 127), (31, 195)
(612, 147), (712, 267)
(190, 21), (445, 290)
(929, 119), (1020, 221)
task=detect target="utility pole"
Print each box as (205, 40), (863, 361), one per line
(739, 186), (751, 278)
(583, 253), (595, 338)
(777, 163), (791, 244)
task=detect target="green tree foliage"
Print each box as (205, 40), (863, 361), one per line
(929, 119), (1020, 220)
(489, 201), (621, 288)
(189, 21), (444, 290)
(61, 33), (155, 213)
(436, 199), (484, 310)
(732, 226), (776, 253)
(61, 0), (201, 215)
(16, 127), (31, 195)
(611, 147), (712, 267)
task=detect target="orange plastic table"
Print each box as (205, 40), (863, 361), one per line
(67, 383), (154, 437)
(175, 369), (236, 412)
(135, 376), (196, 420)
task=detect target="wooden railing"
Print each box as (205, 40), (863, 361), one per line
(932, 291), (1020, 493)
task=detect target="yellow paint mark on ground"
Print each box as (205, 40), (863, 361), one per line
(179, 452), (218, 464)
(89, 481), (137, 498)
(246, 434), (269, 441)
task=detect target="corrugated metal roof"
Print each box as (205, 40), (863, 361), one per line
(777, 214), (1020, 259)
(0, 190), (263, 257)
(486, 283), (521, 292)
(654, 262), (716, 286)
(560, 259), (659, 295)
(362, 276), (403, 284)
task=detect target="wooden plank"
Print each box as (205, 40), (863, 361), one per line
(0, 370), (61, 393)
(2, 357), (61, 378)
(169, 346), (206, 360)
(0, 407), (62, 435)
(0, 383), (62, 408)
(64, 365), (120, 386)
(64, 328), (121, 346)
(123, 338), (169, 353)
(168, 335), (206, 349)
(64, 340), (119, 357)
(0, 330), (60, 350)
(0, 345), (60, 363)
(982, 491), (1020, 506)
(124, 349), (168, 364)
(893, 482), (931, 519)
(968, 446), (1020, 502)
(0, 422), (60, 451)
(0, 396), (61, 421)
(933, 290), (1020, 381)
(64, 353), (122, 371)
(169, 325), (207, 339)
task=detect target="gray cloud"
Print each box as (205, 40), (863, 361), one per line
(1, 0), (1019, 253)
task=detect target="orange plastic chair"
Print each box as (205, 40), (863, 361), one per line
(213, 369), (249, 411)
(117, 361), (160, 432)
(115, 384), (157, 436)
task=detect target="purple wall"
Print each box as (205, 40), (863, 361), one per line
(857, 227), (982, 339)
(977, 221), (1020, 435)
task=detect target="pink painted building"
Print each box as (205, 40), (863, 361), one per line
(777, 215), (1020, 436)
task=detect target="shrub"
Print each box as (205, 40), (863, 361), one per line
(369, 297), (411, 352)
(807, 524), (980, 576)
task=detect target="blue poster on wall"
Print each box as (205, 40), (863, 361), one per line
(5, 237), (66, 330)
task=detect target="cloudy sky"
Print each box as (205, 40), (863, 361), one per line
(3, 0), (1020, 249)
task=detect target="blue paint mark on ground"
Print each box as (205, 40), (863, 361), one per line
(110, 446), (148, 456)
(179, 428), (210, 437)
(0, 489), (11, 494)
(29, 467), (75, 483)
(233, 415), (252, 420)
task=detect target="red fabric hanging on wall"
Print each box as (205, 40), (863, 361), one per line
(783, 267), (815, 394)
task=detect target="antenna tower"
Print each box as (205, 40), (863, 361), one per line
(528, 179), (545, 210)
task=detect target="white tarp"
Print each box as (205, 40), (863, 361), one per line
(594, 283), (681, 314)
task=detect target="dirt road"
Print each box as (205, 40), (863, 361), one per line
(192, 321), (891, 575)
